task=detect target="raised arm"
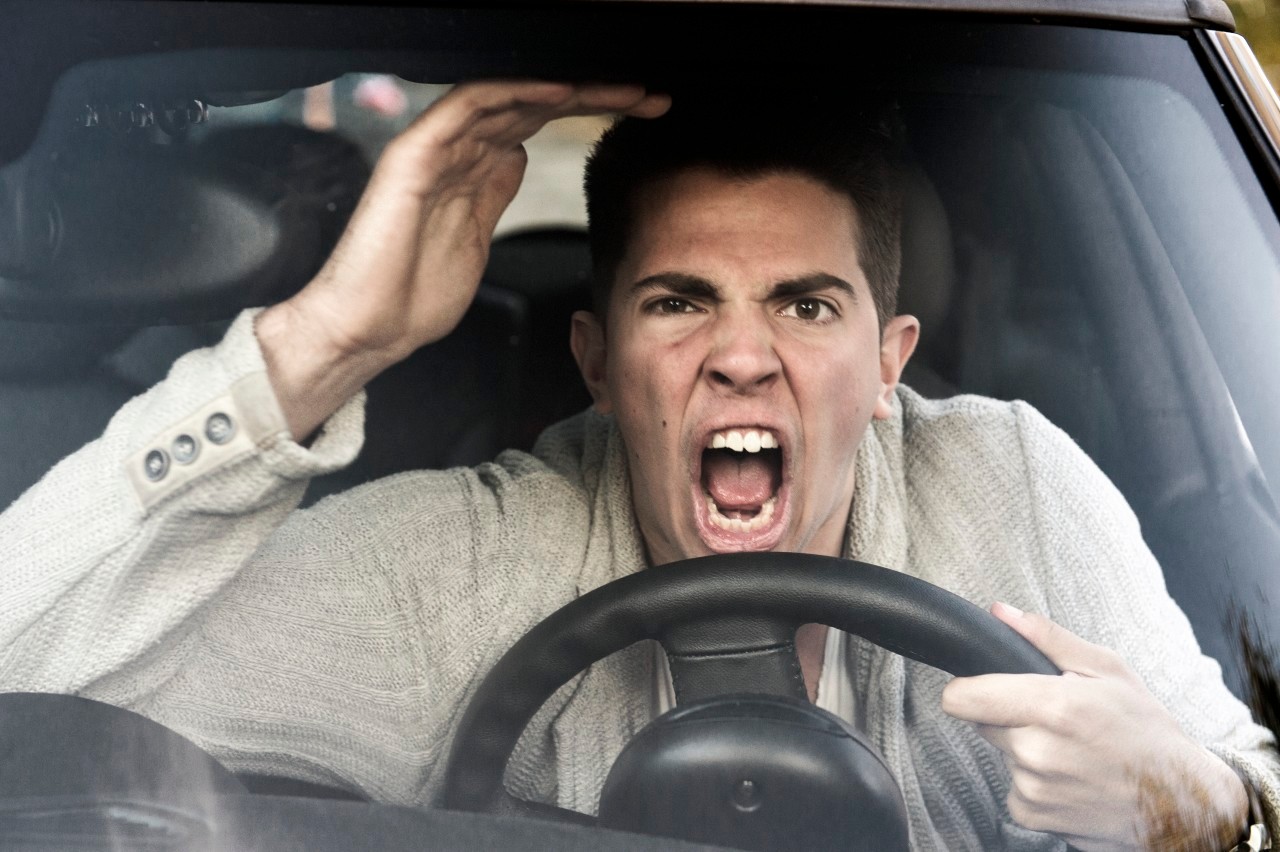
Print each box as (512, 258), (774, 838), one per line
(255, 81), (668, 440)
(0, 80), (667, 704)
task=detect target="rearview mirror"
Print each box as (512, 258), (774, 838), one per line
(0, 142), (325, 323)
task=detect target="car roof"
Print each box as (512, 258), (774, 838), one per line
(589, 0), (1234, 31)
(0, 0), (1236, 166)
(13, 0), (1237, 31)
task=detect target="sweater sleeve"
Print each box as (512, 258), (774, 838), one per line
(1012, 401), (1280, 837)
(0, 308), (365, 703)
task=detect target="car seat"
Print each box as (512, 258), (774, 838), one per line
(906, 98), (1280, 698)
(300, 285), (529, 506)
(0, 120), (533, 512)
(0, 320), (142, 510)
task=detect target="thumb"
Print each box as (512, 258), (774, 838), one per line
(990, 601), (1117, 678)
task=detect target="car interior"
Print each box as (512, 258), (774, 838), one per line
(3, 2), (1280, 848)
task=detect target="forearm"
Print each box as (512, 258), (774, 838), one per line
(0, 310), (364, 699)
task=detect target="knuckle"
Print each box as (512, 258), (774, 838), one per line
(1006, 791), (1028, 825)
(1019, 774), (1050, 806)
(448, 86), (483, 114)
(380, 133), (412, 164)
(1097, 646), (1132, 677)
(1040, 686), (1083, 735)
(383, 130), (441, 172)
(1022, 610), (1052, 636)
(939, 679), (961, 712)
(1017, 738), (1058, 775)
(1006, 788), (1039, 829)
(1037, 694), (1068, 731)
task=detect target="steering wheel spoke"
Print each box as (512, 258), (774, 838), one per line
(660, 614), (806, 704)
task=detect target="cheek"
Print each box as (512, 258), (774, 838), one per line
(607, 340), (694, 478)
(610, 334), (699, 416)
(795, 337), (881, 407)
(791, 347), (882, 456)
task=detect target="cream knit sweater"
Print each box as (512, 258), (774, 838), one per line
(0, 310), (1275, 849)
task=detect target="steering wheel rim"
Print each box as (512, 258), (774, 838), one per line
(442, 552), (1058, 816)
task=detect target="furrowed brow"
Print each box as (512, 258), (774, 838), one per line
(628, 272), (720, 302)
(769, 273), (858, 303)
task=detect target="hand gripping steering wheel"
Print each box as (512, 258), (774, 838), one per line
(442, 553), (1058, 849)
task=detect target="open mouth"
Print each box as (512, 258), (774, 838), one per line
(695, 427), (788, 549)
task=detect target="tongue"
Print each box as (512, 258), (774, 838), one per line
(703, 452), (778, 510)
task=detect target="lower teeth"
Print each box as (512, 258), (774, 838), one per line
(706, 494), (777, 533)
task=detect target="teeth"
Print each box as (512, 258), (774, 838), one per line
(706, 494), (778, 533)
(704, 428), (779, 453)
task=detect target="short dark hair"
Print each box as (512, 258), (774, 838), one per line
(583, 95), (905, 330)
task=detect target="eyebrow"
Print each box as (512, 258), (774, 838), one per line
(769, 273), (859, 303)
(627, 271), (858, 303)
(628, 272), (720, 301)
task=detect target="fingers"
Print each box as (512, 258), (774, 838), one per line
(941, 672), (1069, 727)
(971, 723), (1069, 775)
(368, 80), (665, 202)
(403, 80), (666, 151)
(940, 607), (1231, 849)
(990, 602), (1130, 678)
(547, 82), (670, 117)
(610, 88), (672, 118)
(441, 79), (660, 118)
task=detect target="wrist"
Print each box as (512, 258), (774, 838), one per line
(1203, 755), (1253, 851)
(255, 299), (394, 440)
(1225, 766), (1270, 852)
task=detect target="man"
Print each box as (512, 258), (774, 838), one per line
(0, 81), (1275, 849)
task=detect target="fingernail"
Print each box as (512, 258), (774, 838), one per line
(997, 601), (1024, 618)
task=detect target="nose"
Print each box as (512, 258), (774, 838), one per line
(702, 307), (782, 394)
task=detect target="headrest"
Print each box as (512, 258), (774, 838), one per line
(897, 164), (956, 341)
(486, 227), (592, 300)
(0, 319), (134, 380)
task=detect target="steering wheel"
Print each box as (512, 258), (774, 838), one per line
(442, 553), (1058, 847)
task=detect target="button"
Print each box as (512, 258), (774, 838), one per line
(731, 778), (762, 812)
(205, 412), (235, 445)
(172, 434), (199, 464)
(144, 449), (169, 482)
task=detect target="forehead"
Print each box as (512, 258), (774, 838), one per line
(631, 166), (856, 228)
(617, 167), (864, 285)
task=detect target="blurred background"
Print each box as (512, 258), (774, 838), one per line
(1231, 0), (1280, 84)
(202, 3), (1280, 236)
(204, 75), (608, 236)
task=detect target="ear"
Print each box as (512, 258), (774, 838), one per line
(570, 310), (613, 414)
(873, 314), (921, 420)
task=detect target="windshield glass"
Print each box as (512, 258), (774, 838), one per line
(3, 6), (1280, 849)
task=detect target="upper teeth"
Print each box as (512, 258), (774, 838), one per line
(706, 429), (778, 452)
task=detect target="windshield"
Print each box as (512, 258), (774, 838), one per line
(2, 5), (1280, 850)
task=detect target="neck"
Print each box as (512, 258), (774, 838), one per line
(797, 622), (829, 702)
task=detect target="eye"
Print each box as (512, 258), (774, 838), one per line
(780, 298), (837, 322)
(649, 297), (700, 315)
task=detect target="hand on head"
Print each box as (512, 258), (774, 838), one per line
(942, 603), (1249, 850)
